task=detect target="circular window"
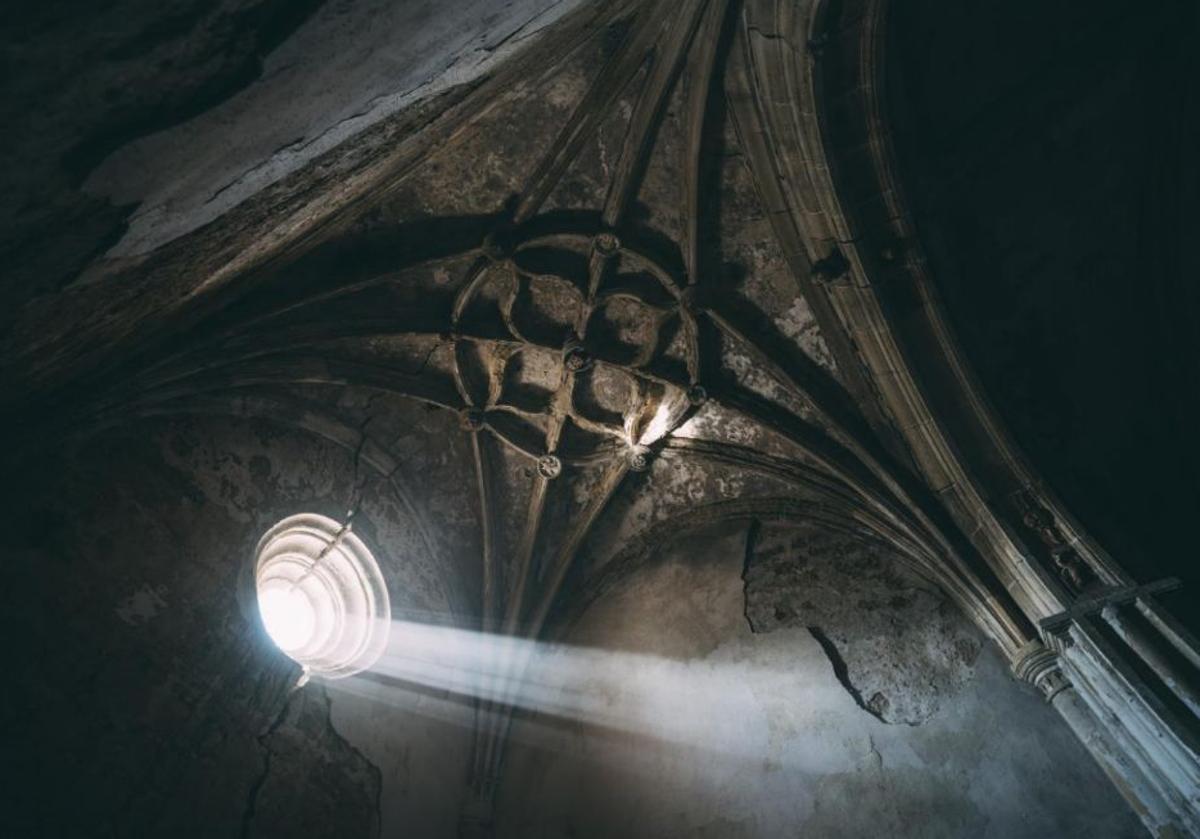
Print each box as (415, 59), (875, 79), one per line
(254, 513), (391, 679)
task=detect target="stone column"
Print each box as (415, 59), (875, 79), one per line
(1103, 602), (1200, 717)
(1012, 641), (1183, 833)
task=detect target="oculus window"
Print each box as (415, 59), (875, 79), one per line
(254, 513), (390, 679)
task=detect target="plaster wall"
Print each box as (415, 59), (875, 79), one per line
(0, 416), (1150, 839)
(497, 522), (1145, 838)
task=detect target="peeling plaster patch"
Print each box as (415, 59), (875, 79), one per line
(545, 66), (645, 212)
(807, 625), (888, 724)
(674, 402), (804, 463)
(246, 686), (383, 837)
(652, 456), (715, 515)
(570, 464), (608, 509)
(744, 522), (982, 725)
(544, 64), (589, 110)
(775, 296), (837, 373)
(159, 426), (280, 523)
(713, 474), (747, 498)
(385, 41), (596, 220)
(115, 584), (168, 625)
(673, 416), (703, 439)
(579, 454), (799, 590)
(630, 79), (687, 242)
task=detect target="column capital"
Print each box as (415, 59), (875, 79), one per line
(1013, 641), (1071, 702)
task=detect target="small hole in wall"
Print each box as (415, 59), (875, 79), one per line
(254, 513), (390, 679)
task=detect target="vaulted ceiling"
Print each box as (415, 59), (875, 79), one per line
(2, 0), (1196, 833)
(6, 0), (1192, 669)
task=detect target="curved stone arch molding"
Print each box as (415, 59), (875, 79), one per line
(561, 447), (1018, 652)
(113, 355), (466, 416)
(727, 0), (1132, 636)
(557, 493), (1004, 647)
(93, 389), (475, 619)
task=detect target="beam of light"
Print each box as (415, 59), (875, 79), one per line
(638, 397), (683, 446)
(323, 619), (843, 770)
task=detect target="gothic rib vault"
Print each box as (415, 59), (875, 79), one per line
(3, 0), (1198, 835)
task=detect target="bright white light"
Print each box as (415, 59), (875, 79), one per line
(254, 513), (391, 678)
(259, 585), (316, 652)
(330, 619), (818, 765)
(639, 399), (677, 445)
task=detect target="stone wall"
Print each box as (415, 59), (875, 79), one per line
(0, 408), (475, 837)
(0, 418), (1147, 837)
(497, 521), (1144, 838)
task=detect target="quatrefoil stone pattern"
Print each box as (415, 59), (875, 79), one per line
(448, 227), (703, 466)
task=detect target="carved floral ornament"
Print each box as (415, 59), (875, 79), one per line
(446, 227), (704, 468)
(1013, 490), (1094, 593)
